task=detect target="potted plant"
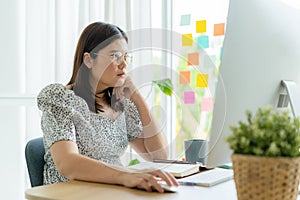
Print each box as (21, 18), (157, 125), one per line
(226, 106), (300, 200)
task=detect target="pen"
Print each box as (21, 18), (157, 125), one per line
(218, 164), (232, 169)
(153, 159), (197, 164)
(178, 181), (198, 186)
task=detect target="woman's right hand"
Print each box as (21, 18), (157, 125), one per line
(117, 169), (179, 193)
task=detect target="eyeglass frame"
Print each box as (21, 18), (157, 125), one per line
(92, 51), (133, 65)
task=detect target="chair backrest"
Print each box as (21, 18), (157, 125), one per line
(25, 137), (45, 187)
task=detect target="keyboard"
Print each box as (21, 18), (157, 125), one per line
(178, 168), (234, 187)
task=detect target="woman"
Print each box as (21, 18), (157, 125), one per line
(37, 22), (178, 193)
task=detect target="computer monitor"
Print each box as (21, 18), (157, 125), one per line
(205, 0), (300, 168)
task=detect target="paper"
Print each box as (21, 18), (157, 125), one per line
(197, 35), (209, 49)
(214, 23), (225, 36)
(179, 71), (191, 84)
(196, 74), (208, 88)
(129, 161), (200, 178)
(182, 34), (193, 46)
(184, 91), (196, 104)
(188, 52), (199, 66)
(180, 14), (191, 26)
(196, 20), (206, 33)
(201, 98), (214, 112)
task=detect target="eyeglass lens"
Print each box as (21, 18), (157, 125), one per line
(113, 52), (132, 65)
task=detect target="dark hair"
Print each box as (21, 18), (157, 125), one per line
(67, 22), (128, 113)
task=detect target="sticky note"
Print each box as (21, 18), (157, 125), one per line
(196, 20), (206, 33)
(220, 47), (223, 59)
(182, 34), (193, 46)
(203, 55), (216, 68)
(197, 35), (209, 49)
(196, 74), (208, 88)
(214, 23), (225, 36)
(180, 14), (191, 26)
(179, 71), (191, 84)
(201, 98), (214, 112)
(187, 52), (199, 66)
(184, 91), (196, 104)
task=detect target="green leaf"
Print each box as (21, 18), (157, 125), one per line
(128, 158), (140, 166)
(226, 106), (300, 157)
(152, 78), (173, 96)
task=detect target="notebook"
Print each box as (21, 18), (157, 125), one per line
(129, 161), (200, 178)
(178, 168), (234, 187)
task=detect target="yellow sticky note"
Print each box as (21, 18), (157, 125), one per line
(179, 71), (191, 84)
(196, 74), (208, 88)
(187, 52), (199, 66)
(196, 20), (206, 33)
(182, 34), (193, 46)
(214, 23), (225, 36)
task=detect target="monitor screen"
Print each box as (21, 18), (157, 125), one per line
(205, 0), (300, 168)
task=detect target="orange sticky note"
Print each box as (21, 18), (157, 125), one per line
(201, 98), (214, 112)
(214, 23), (225, 36)
(196, 74), (208, 88)
(179, 71), (191, 84)
(184, 91), (196, 104)
(187, 52), (199, 66)
(182, 34), (193, 46)
(196, 20), (206, 33)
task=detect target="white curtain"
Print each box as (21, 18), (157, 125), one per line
(0, 0), (155, 199)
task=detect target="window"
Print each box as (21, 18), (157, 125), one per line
(127, 0), (229, 160)
(171, 0), (229, 158)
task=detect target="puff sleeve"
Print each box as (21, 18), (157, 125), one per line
(37, 84), (77, 149)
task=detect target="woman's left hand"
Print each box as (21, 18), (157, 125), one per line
(114, 76), (137, 100)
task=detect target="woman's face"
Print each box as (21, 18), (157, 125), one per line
(89, 38), (129, 92)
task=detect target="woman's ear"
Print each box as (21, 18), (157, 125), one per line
(83, 52), (93, 69)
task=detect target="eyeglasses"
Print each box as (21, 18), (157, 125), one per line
(93, 51), (133, 65)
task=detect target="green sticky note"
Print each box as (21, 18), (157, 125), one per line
(180, 14), (191, 26)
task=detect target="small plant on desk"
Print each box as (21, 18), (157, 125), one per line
(226, 106), (300, 200)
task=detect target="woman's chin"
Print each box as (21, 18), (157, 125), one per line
(114, 79), (126, 87)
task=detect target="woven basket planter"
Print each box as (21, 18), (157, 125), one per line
(231, 154), (300, 200)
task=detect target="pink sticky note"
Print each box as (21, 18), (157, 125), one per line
(184, 91), (196, 104)
(201, 98), (214, 112)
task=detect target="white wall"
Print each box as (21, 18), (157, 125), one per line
(0, 1), (158, 199)
(0, 1), (42, 199)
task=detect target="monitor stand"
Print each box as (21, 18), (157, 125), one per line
(281, 80), (300, 118)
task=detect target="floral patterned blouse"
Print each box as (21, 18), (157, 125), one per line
(37, 83), (143, 185)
